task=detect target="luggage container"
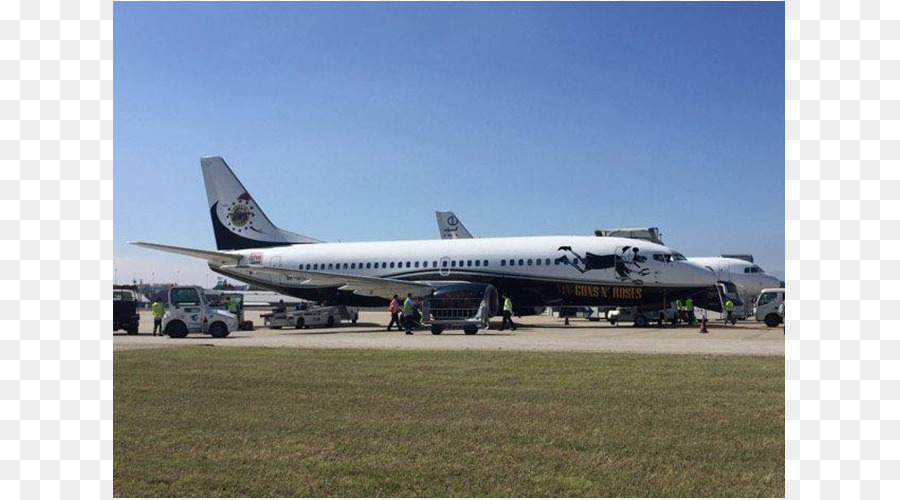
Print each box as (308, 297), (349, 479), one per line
(422, 283), (498, 335)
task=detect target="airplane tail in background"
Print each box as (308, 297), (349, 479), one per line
(201, 156), (321, 250)
(435, 211), (474, 240)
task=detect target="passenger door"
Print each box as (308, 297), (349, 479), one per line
(439, 256), (450, 277)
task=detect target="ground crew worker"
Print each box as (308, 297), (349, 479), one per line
(412, 300), (422, 326)
(500, 293), (516, 331)
(685, 297), (695, 325)
(387, 295), (402, 331)
(402, 293), (415, 335)
(225, 297), (241, 325)
(674, 299), (684, 325)
(724, 299), (735, 325)
(151, 298), (165, 336)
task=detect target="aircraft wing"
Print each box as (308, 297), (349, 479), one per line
(218, 265), (435, 299)
(435, 211), (474, 239)
(129, 241), (242, 266)
(131, 241), (435, 299)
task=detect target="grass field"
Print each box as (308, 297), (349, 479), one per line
(114, 348), (784, 497)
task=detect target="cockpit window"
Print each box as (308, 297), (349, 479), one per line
(653, 254), (667, 262)
(751, 265), (763, 273)
(671, 253), (686, 261)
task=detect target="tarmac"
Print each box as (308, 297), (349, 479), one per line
(114, 309), (785, 356)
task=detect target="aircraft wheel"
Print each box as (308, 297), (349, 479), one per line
(764, 313), (782, 328)
(327, 316), (335, 328)
(463, 325), (478, 335)
(430, 324), (444, 335)
(165, 321), (188, 338)
(633, 315), (649, 328)
(296, 317), (305, 329)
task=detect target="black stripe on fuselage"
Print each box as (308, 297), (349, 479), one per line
(211, 265), (719, 311)
(379, 268), (680, 287)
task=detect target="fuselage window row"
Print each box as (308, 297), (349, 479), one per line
(295, 258), (501, 273)
(499, 258), (556, 267)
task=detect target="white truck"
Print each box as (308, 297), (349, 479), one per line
(606, 307), (669, 327)
(162, 286), (239, 338)
(754, 288), (785, 327)
(263, 303), (359, 330)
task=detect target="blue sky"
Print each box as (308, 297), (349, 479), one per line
(114, 2), (784, 285)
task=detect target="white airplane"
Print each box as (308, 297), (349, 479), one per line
(131, 157), (722, 317)
(436, 211), (781, 314)
(686, 257), (783, 315)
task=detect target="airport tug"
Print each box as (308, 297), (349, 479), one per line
(162, 286), (239, 338)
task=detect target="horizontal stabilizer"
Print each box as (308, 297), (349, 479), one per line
(128, 241), (242, 266)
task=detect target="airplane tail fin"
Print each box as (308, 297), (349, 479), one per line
(435, 211), (474, 240)
(201, 156), (321, 250)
